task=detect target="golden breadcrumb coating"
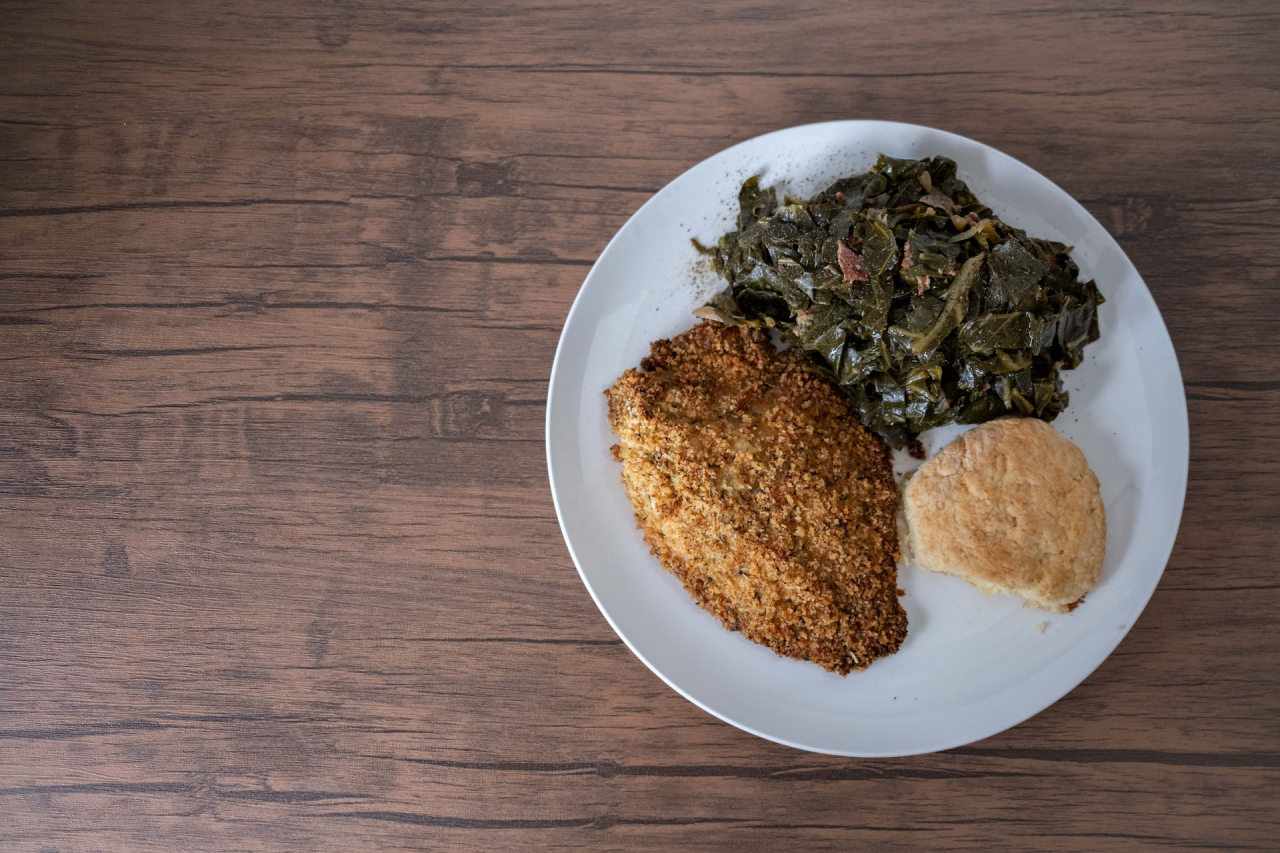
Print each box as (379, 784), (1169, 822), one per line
(605, 321), (905, 675)
(903, 417), (1106, 613)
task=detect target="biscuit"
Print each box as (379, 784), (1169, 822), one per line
(903, 418), (1105, 613)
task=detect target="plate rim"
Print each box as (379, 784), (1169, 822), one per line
(545, 119), (1190, 757)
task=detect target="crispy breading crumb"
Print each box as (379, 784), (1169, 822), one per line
(605, 321), (905, 675)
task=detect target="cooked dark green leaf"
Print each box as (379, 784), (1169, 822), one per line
(702, 154), (1103, 447)
(900, 253), (984, 356)
(737, 176), (776, 230)
(958, 311), (1035, 354)
(988, 234), (1050, 310)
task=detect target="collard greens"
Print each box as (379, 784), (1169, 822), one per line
(697, 154), (1103, 450)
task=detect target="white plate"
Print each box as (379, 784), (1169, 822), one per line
(546, 121), (1188, 757)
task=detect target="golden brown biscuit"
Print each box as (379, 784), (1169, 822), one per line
(903, 418), (1105, 613)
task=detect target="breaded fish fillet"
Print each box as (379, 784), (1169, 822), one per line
(606, 321), (905, 674)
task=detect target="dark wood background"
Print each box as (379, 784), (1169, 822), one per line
(2, 1), (1278, 849)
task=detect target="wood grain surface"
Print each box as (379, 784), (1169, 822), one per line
(2, 1), (1279, 850)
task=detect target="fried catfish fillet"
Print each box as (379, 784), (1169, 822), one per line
(605, 321), (905, 674)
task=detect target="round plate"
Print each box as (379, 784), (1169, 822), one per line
(546, 121), (1188, 757)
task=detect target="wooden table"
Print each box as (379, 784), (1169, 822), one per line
(3, 2), (1278, 849)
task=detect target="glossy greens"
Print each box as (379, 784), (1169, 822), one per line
(696, 154), (1103, 450)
